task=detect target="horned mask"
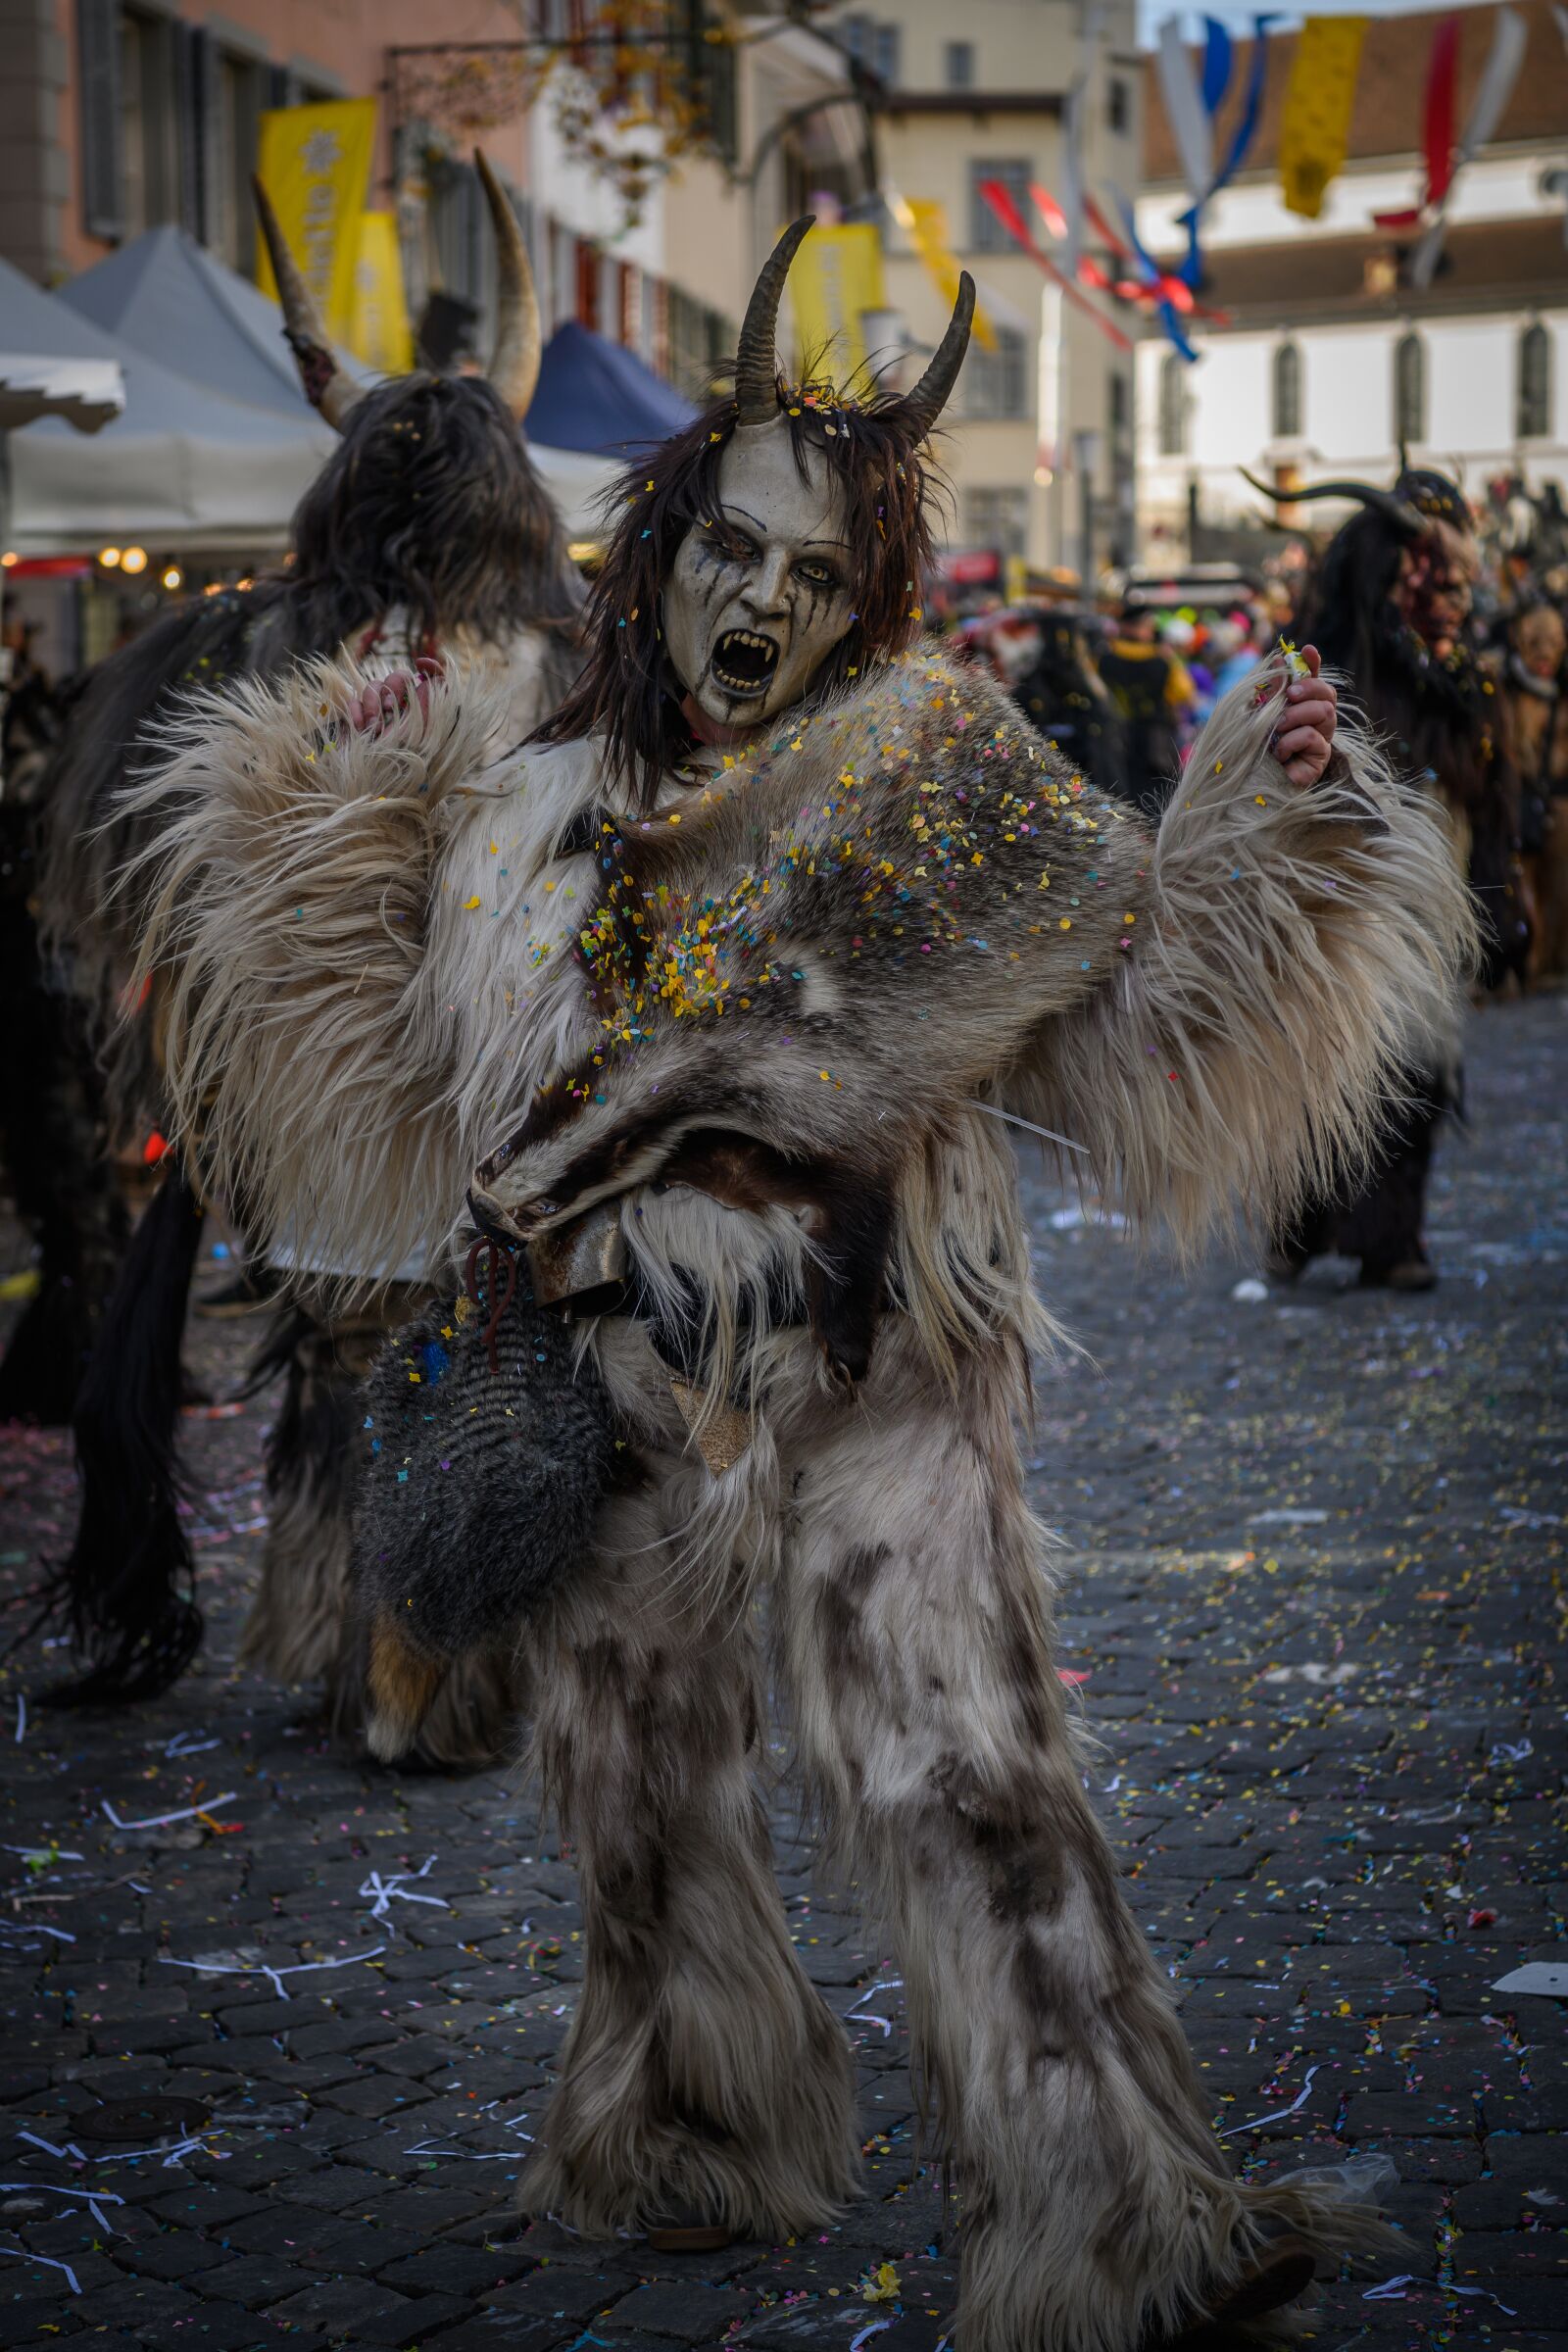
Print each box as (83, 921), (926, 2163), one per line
(253, 151), (542, 429)
(662, 218), (976, 729)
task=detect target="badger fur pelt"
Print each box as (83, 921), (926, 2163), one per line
(349, 1266), (615, 1763)
(473, 648), (1476, 1294)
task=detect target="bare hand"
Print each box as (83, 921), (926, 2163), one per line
(1272, 644), (1337, 787)
(345, 658), (442, 737)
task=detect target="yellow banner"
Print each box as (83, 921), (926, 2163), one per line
(1278, 17), (1369, 220)
(346, 212), (414, 373)
(786, 222), (886, 383)
(256, 99), (377, 342)
(900, 197), (998, 355)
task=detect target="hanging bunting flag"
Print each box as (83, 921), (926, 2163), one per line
(1408, 8), (1528, 286)
(1200, 18), (1235, 116)
(891, 196), (999, 354)
(786, 222), (887, 381)
(1374, 12), (1460, 229)
(346, 212), (415, 373)
(256, 98), (378, 342)
(1182, 15), (1277, 230)
(977, 177), (1132, 354)
(1110, 190), (1200, 362)
(1278, 16), (1370, 220)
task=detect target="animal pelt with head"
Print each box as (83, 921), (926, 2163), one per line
(469, 644), (1475, 1378)
(349, 1264), (616, 1762)
(38, 368), (582, 1088)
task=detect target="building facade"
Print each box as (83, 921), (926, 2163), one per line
(1135, 0), (1568, 558)
(1, 0), (864, 396)
(827, 0), (1145, 579)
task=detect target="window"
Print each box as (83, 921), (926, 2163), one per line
(946, 41), (975, 90)
(120, 12), (176, 237)
(1107, 75), (1130, 135)
(966, 487), (1030, 559)
(78, 0), (123, 239)
(838, 13), (871, 67)
(964, 326), (1028, 420)
(1107, 369), (1130, 445)
(1519, 322), (1552, 440)
(970, 159), (1031, 252)
(1157, 352), (1186, 456)
(838, 13), (897, 83)
(1394, 331), (1426, 447)
(1272, 340), (1302, 439)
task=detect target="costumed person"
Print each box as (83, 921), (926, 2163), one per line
(33, 158), (583, 1750)
(0, 630), (130, 1426)
(1097, 601), (1198, 814)
(1001, 601), (1124, 790)
(1246, 464), (1517, 1289)
(126, 223), (1470, 2349)
(1493, 598), (1568, 981)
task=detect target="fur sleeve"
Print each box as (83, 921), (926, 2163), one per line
(122, 654), (535, 1285)
(1003, 658), (1479, 1254)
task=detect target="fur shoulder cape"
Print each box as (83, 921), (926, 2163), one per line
(475, 644), (1476, 1264)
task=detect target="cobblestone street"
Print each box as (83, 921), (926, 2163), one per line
(1, 991), (1564, 2352)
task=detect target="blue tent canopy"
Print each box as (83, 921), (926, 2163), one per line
(523, 319), (698, 455)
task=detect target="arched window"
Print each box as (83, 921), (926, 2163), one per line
(1272, 340), (1302, 439)
(1157, 351), (1186, 457)
(1394, 331), (1426, 448)
(1518, 321), (1552, 440)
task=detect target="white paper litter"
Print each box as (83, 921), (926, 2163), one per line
(1492, 1961), (1568, 1998)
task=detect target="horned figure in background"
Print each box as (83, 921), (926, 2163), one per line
(122, 220), (1471, 2346)
(24, 154), (582, 1756)
(1245, 463), (1518, 1287)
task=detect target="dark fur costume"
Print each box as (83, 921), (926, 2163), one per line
(1007, 614), (1125, 794)
(1267, 467), (1491, 1285)
(34, 368), (583, 1708)
(350, 1261), (615, 1762)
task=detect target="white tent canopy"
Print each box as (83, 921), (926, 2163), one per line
(4, 240), (617, 557)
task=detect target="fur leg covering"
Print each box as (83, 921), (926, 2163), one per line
(475, 649), (1475, 1269)
(519, 1454), (859, 2241)
(242, 1305), (380, 1687)
(774, 1318), (1389, 2352)
(43, 1162), (204, 1704)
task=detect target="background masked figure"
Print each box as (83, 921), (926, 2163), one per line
(126, 225), (1471, 2349)
(31, 159), (582, 1741)
(1248, 466), (1514, 1288)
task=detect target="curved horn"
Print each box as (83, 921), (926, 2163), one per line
(252, 174), (363, 431)
(475, 150), (541, 423)
(1240, 467), (1424, 538)
(735, 216), (814, 426)
(897, 271), (976, 444)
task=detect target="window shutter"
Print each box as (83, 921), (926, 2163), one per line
(172, 24), (219, 243)
(77, 0), (123, 241)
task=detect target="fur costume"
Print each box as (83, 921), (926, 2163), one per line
(1493, 600), (1568, 980)
(37, 158), (582, 1736)
(1248, 466), (1494, 1287)
(119, 226), (1471, 2348)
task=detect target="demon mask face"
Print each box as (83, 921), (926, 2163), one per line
(659, 217), (974, 733)
(662, 427), (855, 725)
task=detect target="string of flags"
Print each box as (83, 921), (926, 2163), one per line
(929, 9), (1532, 368)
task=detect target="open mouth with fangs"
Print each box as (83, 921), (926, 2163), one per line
(710, 628), (780, 696)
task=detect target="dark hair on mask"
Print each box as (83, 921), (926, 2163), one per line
(534, 391), (941, 811)
(288, 371), (582, 648)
